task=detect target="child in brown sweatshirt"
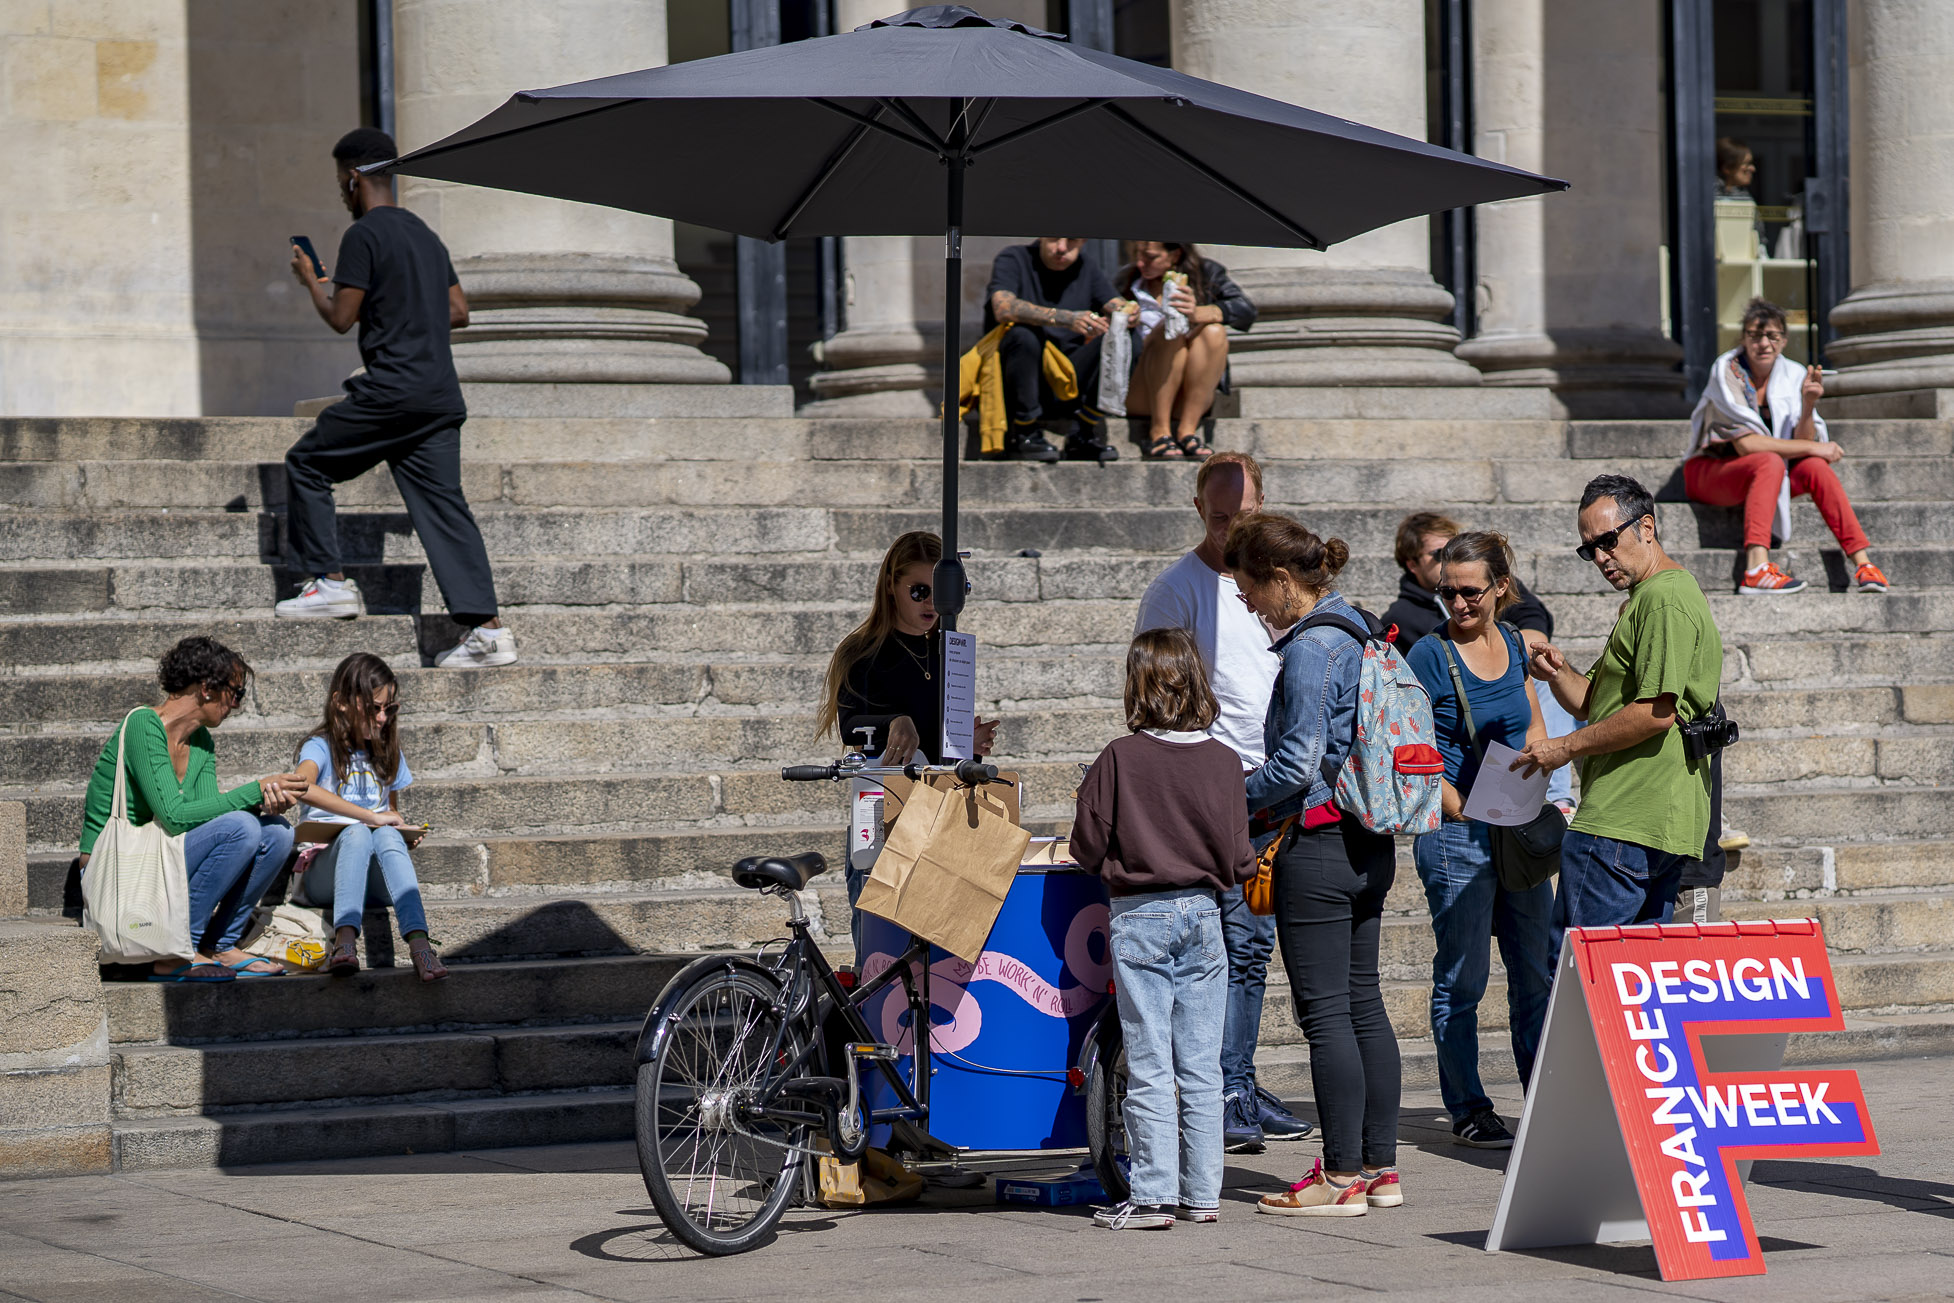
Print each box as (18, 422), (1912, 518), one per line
(1071, 627), (1256, 1229)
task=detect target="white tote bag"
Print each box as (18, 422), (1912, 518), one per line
(81, 708), (194, 962)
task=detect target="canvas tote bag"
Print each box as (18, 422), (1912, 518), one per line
(81, 708), (194, 962)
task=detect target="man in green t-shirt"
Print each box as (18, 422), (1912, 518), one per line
(1515, 475), (1724, 958)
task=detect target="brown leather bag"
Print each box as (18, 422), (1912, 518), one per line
(1244, 816), (1298, 916)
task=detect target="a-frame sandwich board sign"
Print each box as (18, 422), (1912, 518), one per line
(1486, 919), (1878, 1281)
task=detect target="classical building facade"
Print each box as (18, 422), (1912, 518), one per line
(3, 0), (1948, 418)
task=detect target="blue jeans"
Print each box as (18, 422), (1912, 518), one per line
(1218, 884), (1274, 1098)
(298, 824), (428, 937)
(1412, 820), (1555, 1119)
(1536, 690), (1580, 807)
(1109, 887), (1226, 1211)
(1550, 829), (1688, 963)
(184, 811), (294, 953)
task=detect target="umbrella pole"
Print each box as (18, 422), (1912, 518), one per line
(933, 103), (968, 634)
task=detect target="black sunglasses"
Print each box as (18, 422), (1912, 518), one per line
(1435, 584), (1489, 603)
(1576, 515), (1647, 563)
(209, 681), (245, 706)
(907, 581), (972, 602)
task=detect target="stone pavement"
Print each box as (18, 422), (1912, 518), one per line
(3, 1056), (1950, 1303)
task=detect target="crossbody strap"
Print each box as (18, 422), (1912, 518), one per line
(1439, 637), (1485, 763)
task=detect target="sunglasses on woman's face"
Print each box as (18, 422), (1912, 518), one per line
(1744, 329), (1786, 344)
(1435, 584), (1489, 603)
(907, 581), (971, 602)
(1576, 515), (1645, 562)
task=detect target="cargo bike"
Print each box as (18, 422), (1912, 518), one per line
(631, 755), (1135, 1255)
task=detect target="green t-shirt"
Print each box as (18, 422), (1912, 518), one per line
(78, 708), (264, 855)
(1570, 568), (1723, 858)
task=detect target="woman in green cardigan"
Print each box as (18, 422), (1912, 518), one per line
(79, 637), (305, 981)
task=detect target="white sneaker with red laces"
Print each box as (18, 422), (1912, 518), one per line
(1739, 563), (1807, 595)
(274, 577), (364, 619)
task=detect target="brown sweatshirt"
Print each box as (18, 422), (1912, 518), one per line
(1070, 731), (1257, 897)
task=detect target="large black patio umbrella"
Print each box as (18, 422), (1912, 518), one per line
(387, 5), (1566, 629)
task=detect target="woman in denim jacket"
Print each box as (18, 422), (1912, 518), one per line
(1225, 513), (1402, 1218)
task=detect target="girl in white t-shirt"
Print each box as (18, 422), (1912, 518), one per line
(291, 653), (445, 981)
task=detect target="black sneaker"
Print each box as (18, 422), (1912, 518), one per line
(1092, 1200), (1175, 1230)
(1008, 430), (1061, 462)
(1452, 1108), (1515, 1149)
(1062, 431), (1119, 463)
(1254, 1085), (1314, 1141)
(1223, 1090), (1265, 1153)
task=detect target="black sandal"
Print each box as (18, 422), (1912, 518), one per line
(1177, 435), (1212, 459)
(1144, 436), (1184, 459)
(327, 936), (359, 975)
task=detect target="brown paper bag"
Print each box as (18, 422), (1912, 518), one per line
(857, 780), (1030, 962)
(881, 770), (1021, 828)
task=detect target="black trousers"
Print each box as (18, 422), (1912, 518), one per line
(284, 399), (499, 623)
(1271, 812), (1401, 1171)
(996, 325), (1103, 430)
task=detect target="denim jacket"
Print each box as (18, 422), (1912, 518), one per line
(1243, 591), (1366, 836)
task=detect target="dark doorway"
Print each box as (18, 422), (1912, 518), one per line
(1667, 0), (1846, 398)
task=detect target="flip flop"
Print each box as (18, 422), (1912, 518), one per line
(220, 955), (287, 978)
(148, 962), (236, 983)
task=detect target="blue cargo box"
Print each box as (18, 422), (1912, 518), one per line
(994, 1168), (1107, 1207)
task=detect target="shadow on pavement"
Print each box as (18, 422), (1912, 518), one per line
(1428, 1228), (1819, 1277)
(1751, 1160), (1954, 1217)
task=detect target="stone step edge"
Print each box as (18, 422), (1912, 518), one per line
(109, 1086), (636, 1173)
(108, 1011), (1954, 1172)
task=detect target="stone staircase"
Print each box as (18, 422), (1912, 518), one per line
(3, 408), (1950, 1169)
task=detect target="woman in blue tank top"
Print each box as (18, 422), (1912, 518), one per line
(1404, 532), (1561, 1151)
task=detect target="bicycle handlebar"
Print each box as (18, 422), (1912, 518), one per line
(779, 759), (1003, 785)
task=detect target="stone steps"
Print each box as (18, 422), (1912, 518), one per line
(8, 541), (1953, 622)
(5, 496), (1948, 564)
(12, 453), (1954, 513)
(3, 593), (1950, 679)
(5, 413), (1945, 464)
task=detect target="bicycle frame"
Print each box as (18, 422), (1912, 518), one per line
(737, 886), (936, 1144)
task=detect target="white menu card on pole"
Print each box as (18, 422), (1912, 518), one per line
(939, 630), (977, 760)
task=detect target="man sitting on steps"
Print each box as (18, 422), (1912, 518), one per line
(983, 237), (1124, 464)
(280, 128), (515, 670)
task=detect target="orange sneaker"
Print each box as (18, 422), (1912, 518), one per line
(1739, 562), (1807, 595)
(1855, 562), (1889, 593)
(1256, 1159), (1369, 1217)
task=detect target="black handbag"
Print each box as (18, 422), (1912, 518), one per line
(1440, 636), (1564, 892)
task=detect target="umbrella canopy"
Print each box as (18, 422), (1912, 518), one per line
(393, 7), (1562, 249)
(388, 5), (1568, 629)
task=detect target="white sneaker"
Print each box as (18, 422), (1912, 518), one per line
(275, 577), (363, 620)
(434, 625), (517, 669)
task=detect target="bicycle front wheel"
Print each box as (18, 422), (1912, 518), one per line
(636, 961), (810, 1256)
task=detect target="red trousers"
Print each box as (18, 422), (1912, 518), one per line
(1684, 451), (1870, 554)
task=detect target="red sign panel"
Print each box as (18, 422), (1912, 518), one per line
(1571, 919), (1879, 1280)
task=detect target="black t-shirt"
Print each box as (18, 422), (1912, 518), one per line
(837, 631), (942, 763)
(983, 242), (1117, 347)
(332, 206), (464, 413)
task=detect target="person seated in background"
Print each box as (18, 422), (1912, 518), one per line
(1684, 297), (1888, 595)
(1715, 135), (1755, 199)
(1384, 511), (1576, 813)
(981, 236), (1125, 464)
(1117, 241), (1256, 461)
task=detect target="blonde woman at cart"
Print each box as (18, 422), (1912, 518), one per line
(817, 531), (998, 956)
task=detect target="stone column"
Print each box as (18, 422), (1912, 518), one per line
(1455, 0), (1683, 416)
(1826, 1), (1954, 397)
(393, 0), (732, 416)
(1169, 0), (1483, 397)
(805, 234), (940, 416)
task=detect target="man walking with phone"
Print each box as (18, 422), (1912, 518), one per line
(1515, 475), (1723, 957)
(281, 128), (515, 670)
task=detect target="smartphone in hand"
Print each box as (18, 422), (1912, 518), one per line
(291, 235), (327, 281)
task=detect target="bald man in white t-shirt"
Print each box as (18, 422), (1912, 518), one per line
(1133, 453), (1311, 1150)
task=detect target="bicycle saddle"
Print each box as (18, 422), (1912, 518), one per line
(731, 852), (828, 892)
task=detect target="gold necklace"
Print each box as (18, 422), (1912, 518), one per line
(894, 632), (931, 681)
